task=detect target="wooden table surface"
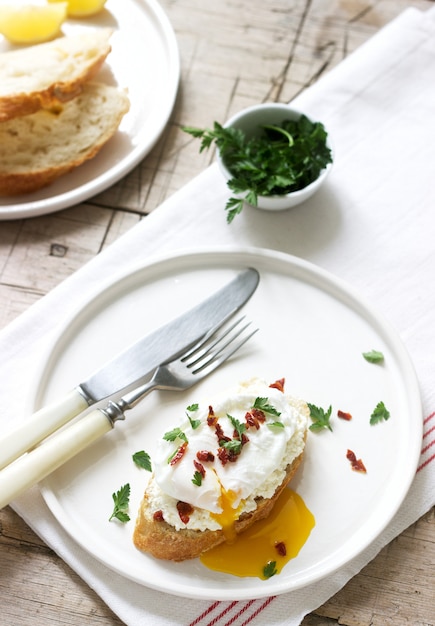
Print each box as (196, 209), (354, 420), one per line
(1, 1), (434, 624)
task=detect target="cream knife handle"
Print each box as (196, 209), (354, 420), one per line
(0, 389), (89, 471)
(0, 409), (113, 510)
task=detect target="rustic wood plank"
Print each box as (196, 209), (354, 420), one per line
(0, 507), (124, 626)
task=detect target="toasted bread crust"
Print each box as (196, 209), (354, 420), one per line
(133, 447), (305, 561)
(0, 82), (129, 195)
(0, 29), (112, 122)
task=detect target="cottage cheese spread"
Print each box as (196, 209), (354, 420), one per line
(148, 377), (308, 531)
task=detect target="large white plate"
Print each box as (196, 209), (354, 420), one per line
(34, 248), (422, 600)
(0, 0), (179, 220)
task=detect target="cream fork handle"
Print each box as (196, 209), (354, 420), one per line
(0, 408), (113, 510)
(0, 389), (89, 471)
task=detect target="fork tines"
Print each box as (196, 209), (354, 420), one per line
(182, 317), (258, 374)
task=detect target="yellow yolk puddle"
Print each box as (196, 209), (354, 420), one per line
(200, 489), (315, 579)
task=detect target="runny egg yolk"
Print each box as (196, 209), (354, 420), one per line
(200, 489), (315, 579)
(210, 486), (241, 543)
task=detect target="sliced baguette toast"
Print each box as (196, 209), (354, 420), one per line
(133, 380), (309, 562)
(0, 28), (112, 122)
(133, 446), (305, 561)
(0, 82), (130, 195)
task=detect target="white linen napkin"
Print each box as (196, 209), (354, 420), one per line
(2, 6), (435, 625)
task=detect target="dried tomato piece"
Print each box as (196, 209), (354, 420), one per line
(176, 501), (194, 524)
(338, 410), (352, 421)
(275, 541), (287, 556)
(153, 510), (164, 522)
(251, 408), (266, 422)
(193, 459), (206, 477)
(169, 441), (188, 466)
(207, 405), (218, 427)
(215, 422), (230, 444)
(217, 447), (229, 465)
(270, 378), (285, 392)
(245, 411), (260, 429)
(240, 432), (249, 446)
(245, 408), (265, 430)
(196, 450), (215, 462)
(346, 449), (367, 473)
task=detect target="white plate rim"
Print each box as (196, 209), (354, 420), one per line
(0, 0), (180, 221)
(33, 246), (423, 600)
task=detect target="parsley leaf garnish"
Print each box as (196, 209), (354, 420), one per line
(183, 117), (332, 223)
(132, 450), (152, 472)
(220, 439), (243, 454)
(363, 350), (384, 364)
(225, 196), (245, 223)
(228, 414), (247, 439)
(186, 405), (201, 430)
(109, 483), (130, 523)
(163, 427), (188, 443)
(370, 401), (390, 425)
(307, 403), (333, 432)
(253, 397), (281, 417)
(268, 421), (285, 429)
(263, 560), (277, 579)
(192, 471), (203, 486)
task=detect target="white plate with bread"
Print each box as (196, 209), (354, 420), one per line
(0, 0), (179, 220)
(34, 248), (422, 600)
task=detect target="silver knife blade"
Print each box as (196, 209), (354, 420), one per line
(77, 267), (260, 402)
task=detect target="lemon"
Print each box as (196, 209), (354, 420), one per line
(0, 3), (68, 44)
(48, 0), (107, 17)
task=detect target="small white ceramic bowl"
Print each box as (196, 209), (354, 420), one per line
(216, 103), (333, 211)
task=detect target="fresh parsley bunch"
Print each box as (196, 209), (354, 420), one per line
(183, 115), (332, 223)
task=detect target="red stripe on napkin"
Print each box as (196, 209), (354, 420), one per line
(236, 596), (276, 626)
(189, 598), (277, 626)
(189, 602), (221, 626)
(222, 600), (256, 625)
(417, 412), (435, 473)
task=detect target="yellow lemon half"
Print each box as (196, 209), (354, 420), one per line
(48, 0), (107, 17)
(0, 3), (68, 44)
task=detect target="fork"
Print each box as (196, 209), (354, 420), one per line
(0, 317), (257, 509)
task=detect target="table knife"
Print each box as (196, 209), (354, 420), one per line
(0, 267), (259, 470)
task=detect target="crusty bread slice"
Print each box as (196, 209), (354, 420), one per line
(133, 437), (306, 562)
(133, 450), (305, 561)
(0, 28), (112, 122)
(0, 82), (130, 195)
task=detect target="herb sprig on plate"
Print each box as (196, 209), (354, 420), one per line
(183, 116), (332, 222)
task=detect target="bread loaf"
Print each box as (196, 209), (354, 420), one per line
(133, 378), (309, 561)
(0, 82), (130, 195)
(0, 28), (112, 122)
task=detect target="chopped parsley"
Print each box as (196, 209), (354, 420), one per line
(109, 483), (130, 523)
(370, 401), (390, 425)
(363, 350), (384, 364)
(132, 450), (152, 472)
(192, 471), (203, 486)
(220, 439), (243, 455)
(253, 397), (281, 417)
(187, 405), (201, 430)
(163, 427), (188, 443)
(268, 420), (285, 429)
(307, 403), (333, 432)
(228, 414), (247, 439)
(263, 560), (278, 579)
(183, 116), (332, 223)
